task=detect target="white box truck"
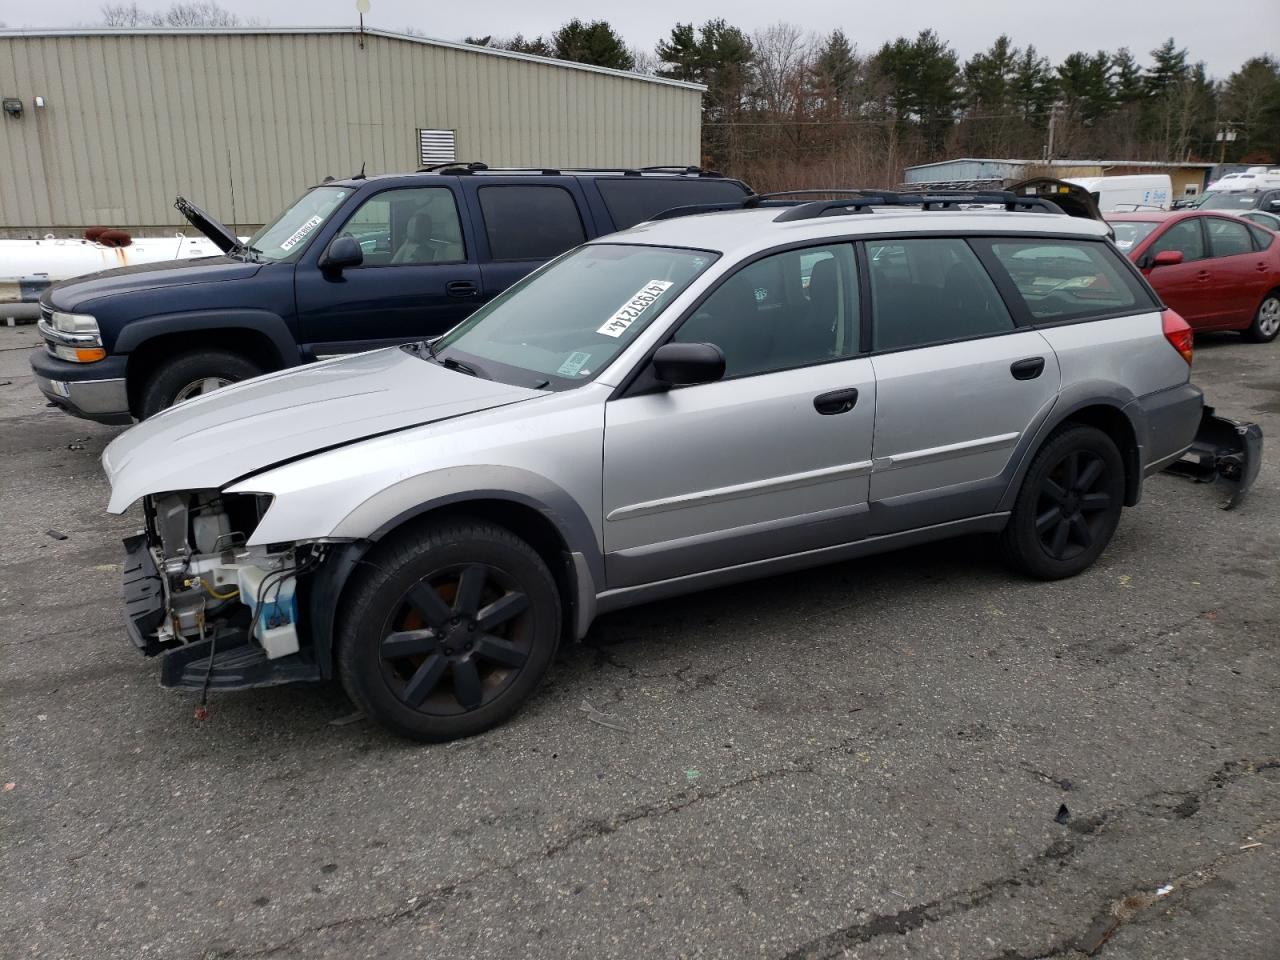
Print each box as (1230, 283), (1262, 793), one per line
(1065, 174), (1172, 211)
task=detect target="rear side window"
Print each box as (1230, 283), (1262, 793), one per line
(478, 186), (586, 261)
(1246, 222), (1275, 249)
(866, 238), (1013, 351)
(1206, 217), (1254, 258)
(1149, 219), (1205, 262)
(984, 239), (1151, 323)
(597, 178), (750, 229)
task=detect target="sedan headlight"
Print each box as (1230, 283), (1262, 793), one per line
(51, 311), (100, 336)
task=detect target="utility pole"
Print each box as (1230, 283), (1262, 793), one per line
(1044, 104), (1062, 163)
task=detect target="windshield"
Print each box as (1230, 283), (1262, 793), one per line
(1109, 221), (1160, 252)
(248, 186), (353, 261)
(435, 243), (716, 389)
(1199, 192), (1261, 211)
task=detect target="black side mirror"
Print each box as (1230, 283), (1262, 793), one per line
(320, 235), (364, 272)
(652, 342), (725, 386)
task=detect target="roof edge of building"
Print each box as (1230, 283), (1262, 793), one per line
(0, 25), (708, 92)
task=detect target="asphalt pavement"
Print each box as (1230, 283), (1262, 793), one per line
(1, 323), (1276, 959)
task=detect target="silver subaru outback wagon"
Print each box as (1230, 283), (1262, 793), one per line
(104, 191), (1242, 741)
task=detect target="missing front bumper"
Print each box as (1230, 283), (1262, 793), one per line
(1164, 407), (1263, 510)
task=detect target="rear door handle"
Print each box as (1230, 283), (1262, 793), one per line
(1197, 270), (1211, 282)
(447, 280), (479, 298)
(813, 387), (859, 415)
(1010, 357), (1045, 380)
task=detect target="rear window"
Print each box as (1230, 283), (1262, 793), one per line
(478, 185), (586, 261)
(597, 178), (751, 229)
(982, 239), (1154, 322)
(1200, 192), (1262, 211)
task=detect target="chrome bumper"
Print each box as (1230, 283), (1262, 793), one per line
(34, 372), (131, 423)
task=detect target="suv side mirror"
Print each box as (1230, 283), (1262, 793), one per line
(320, 235), (364, 272)
(1151, 249), (1184, 267)
(652, 342), (725, 386)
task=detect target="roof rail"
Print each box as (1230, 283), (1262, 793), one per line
(414, 162), (726, 178)
(650, 187), (1067, 224)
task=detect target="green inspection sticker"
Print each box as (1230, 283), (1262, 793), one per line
(556, 351), (592, 377)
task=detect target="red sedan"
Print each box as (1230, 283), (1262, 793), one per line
(1107, 210), (1280, 342)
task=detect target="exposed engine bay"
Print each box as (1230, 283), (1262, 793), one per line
(130, 491), (324, 663)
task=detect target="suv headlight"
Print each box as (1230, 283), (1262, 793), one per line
(51, 312), (100, 336)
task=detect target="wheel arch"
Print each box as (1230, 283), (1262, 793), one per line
(308, 489), (602, 680)
(1000, 391), (1145, 512)
(117, 310), (298, 415)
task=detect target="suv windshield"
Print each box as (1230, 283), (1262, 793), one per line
(1199, 192), (1262, 211)
(434, 243), (716, 388)
(248, 186), (353, 261)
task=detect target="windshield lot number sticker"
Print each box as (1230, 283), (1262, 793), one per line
(280, 215), (324, 251)
(597, 280), (674, 338)
(556, 351), (592, 377)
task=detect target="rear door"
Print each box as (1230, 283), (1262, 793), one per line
(862, 237), (1059, 534)
(462, 179), (595, 302)
(1203, 215), (1272, 326)
(294, 183), (480, 356)
(603, 243), (873, 588)
(1139, 218), (1214, 328)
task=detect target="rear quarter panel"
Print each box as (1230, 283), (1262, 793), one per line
(1037, 311), (1188, 401)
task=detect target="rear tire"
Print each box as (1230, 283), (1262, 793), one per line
(1244, 292), (1280, 343)
(337, 519), (561, 742)
(139, 349), (263, 418)
(1001, 425), (1125, 580)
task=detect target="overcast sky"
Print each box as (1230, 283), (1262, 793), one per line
(7, 0), (1279, 78)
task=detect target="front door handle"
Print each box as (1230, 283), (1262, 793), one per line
(813, 387), (859, 415)
(447, 280), (479, 298)
(1010, 357), (1045, 380)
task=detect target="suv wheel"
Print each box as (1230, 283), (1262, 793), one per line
(337, 520), (561, 742)
(139, 349), (264, 418)
(1244, 292), (1280, 343)
(1002, 425), (1125, 580)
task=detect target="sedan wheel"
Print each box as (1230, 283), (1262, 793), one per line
(337, 520), (561, 741)
(1246, 294), (1280, 343)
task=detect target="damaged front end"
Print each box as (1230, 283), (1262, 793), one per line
(1165, 407), (1264, 510)
(122, 490), (328, 690)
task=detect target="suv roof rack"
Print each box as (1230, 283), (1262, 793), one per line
(651, 187), (1066, 223)
(414, 161), (725, 178)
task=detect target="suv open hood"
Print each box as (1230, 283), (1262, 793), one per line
(103, 347), (541, 513)
(174, 196), (241, 253)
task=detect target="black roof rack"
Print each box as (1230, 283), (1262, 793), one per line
(651, 187), (1067, 223)
(414, 161), (725, 178)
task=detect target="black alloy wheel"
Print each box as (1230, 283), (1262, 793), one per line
(379, 563), (531, 715)
(1002, 424), (1125, 580)
(337, 520), (561, 741)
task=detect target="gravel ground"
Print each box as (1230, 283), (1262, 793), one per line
(1, 323), (1276, 959)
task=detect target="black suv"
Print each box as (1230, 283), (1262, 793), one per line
(30, 165), (751, 422)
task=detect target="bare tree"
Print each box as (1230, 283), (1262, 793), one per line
(100, 1), (240, 27)
(751, 22), (810, 116)
(101, 3), (161, 26)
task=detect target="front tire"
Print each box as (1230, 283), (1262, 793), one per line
(139, 349), (263, 418)
(1244, 292), (1280, 343)
(337, 520), (561, 742)
(1001, 425), (1125, 580)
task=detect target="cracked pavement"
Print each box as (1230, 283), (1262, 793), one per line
(1, 324), (1277, 959)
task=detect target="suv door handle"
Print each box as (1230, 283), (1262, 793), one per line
(813, 388), (859, 415)
(1010, 357), (1045, 380)
(447, 281), (479, 298)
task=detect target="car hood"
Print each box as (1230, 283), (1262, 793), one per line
(46, 256), (261, 311)
(103, 347), (542, 513)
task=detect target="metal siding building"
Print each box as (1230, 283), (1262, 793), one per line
(0, 28), (705, 237)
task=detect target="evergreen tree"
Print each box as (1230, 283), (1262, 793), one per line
(1012, 45), (1057, 122)
(551, 19), (634, 70)
(1146, 39), (1189, 96)
(1222, 56), (1280, 157)
(810, 29), (859, 113)
(873, 29), (962, 150)
(1057, 51), (1113, 122)
(1111, 47), (1145, 104)
(963, 34), (1019, 112)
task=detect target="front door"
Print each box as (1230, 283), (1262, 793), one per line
(603, 244), (874, 588)
(294, 185), (481, 357)
(1140, 218), (1214, 328)
(862, 237), (1061, 534)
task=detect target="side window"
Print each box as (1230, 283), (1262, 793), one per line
(479, 186), (586, 261)
(985, 239), (1149, 323)
(673, 244), (857, 378)
(1148, 219), (1205, 262)
(866, 238), (1012, 351)
(596, 178), (751, 229)
(1246, 222), (1275, 250)
(336, 187), (465, 267)
(1206, 217), (1254, 258)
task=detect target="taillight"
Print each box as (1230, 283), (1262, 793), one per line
(1162, 309), (1194, 365)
